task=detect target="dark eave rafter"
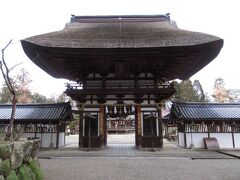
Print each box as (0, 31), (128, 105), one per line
(21, 39), (223, 82)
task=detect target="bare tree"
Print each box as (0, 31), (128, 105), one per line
(0, 40), (17, 141)
(212, 77), (231, 103)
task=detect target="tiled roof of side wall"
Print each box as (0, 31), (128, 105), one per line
(170, 102), (240, 120)
(0, 103), (73, 122)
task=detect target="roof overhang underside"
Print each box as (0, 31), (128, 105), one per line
(21, 40), (223, 82)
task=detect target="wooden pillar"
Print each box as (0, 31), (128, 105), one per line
(184, 122), (187, 148)
(56, 123), (59, 149)
(232, 123), (235, 148)
(207, 123), (210, 138)
(157, 103), (163, 148)
(135, 104), (142, 147)
(99, 104), (105, 147)
(78, 103), (84, 148)
(34, 123), (37, 138)
(104, 107), (107, 146)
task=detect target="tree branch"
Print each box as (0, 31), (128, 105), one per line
(2, 40), (12, 51)
(1, 40), (15, 94)
(1, 39), (17, 140)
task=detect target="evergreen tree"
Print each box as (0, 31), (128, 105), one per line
(172, 79), (206, 102)
(0, 83), (14, 103)
(31, 93), (48, 103)
(193, 80), (205, 101)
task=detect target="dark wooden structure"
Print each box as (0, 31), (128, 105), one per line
(21, 14), (223, 149)
(169, 102), (240, 149)
(0, 103), (73, 148)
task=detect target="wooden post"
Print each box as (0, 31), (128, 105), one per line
(34, 123), (37, 138)
(157, 103), (163, 148)
(151, 117), (154, 150)
(207, 123), (210, 138)
(56, 123), (59, 149)
(104, 106), (107, 146)
(184, 122), (187, 148)
(232, 123), (235, 148)
(135, 104), (141, 147)
(88, 118), (91, 150)
(99, 104), (105, 147)
(78, 103), (84, 148)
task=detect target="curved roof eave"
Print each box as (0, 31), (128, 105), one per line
(21, 15), (224, 81)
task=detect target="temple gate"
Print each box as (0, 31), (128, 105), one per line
(66, 77), (175, 148)
(21, 14), (223, 149)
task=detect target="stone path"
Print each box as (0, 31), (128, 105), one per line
(39, 135), (240, 180)
(39, 138), (234, 159)
(220, 150), (240, 158)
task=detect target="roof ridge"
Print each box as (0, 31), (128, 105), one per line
(173, 102), (240, 106)
(0, 102), (70, 106)
(170, 102), (240, 120)
(70, 14), (171, 23)
(0, 102), (73, 121)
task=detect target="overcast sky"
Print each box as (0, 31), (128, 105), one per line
(0, 0), (239, 97)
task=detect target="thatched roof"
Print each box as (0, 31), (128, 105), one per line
(21, 15), (223, 81)
(23, 15), (221, 48)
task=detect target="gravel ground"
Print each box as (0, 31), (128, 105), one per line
(40, 134), (240, 180)
(40, 157), (240, 180)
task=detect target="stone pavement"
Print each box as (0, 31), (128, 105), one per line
(39, 135), (240, 180)
(39, 143), (235, 159)
(39, 137), (235, 159)
(220, 150), (240, 159)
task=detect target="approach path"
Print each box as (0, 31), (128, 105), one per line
(39, 134), (240, 180)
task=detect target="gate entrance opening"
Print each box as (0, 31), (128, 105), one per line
(106, 104), (135, 146)
(75, 102), (165, 149)
(107, 114), (135, 146)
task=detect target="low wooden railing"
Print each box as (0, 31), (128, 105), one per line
(66, 82), (173, 90)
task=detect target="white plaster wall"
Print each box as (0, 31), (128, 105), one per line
(36, 133), (41, 139)
(185, 133), (192, 148)
(178, 132), (237, 149)
(58, 133), (65, 148)
(141, 107), (157, 111)
(210, 133), (233, 149)
(84, 107), (99, 112)
(22, 133), (35, 139)
(234, 133), (240, 148)
(40, 133), (57, 148)
(178, 133), (185, 148)
(23, 133), (59, 148)
(85, 100), (92, 105)
(185, 133), (208, 148)
(142, 100), (149, 105)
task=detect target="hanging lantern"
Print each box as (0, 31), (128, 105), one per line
(132, 105), (135, 112)
(124, 105), (127, 114)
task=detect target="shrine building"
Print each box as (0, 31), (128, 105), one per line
(21, 14), (223, 149)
